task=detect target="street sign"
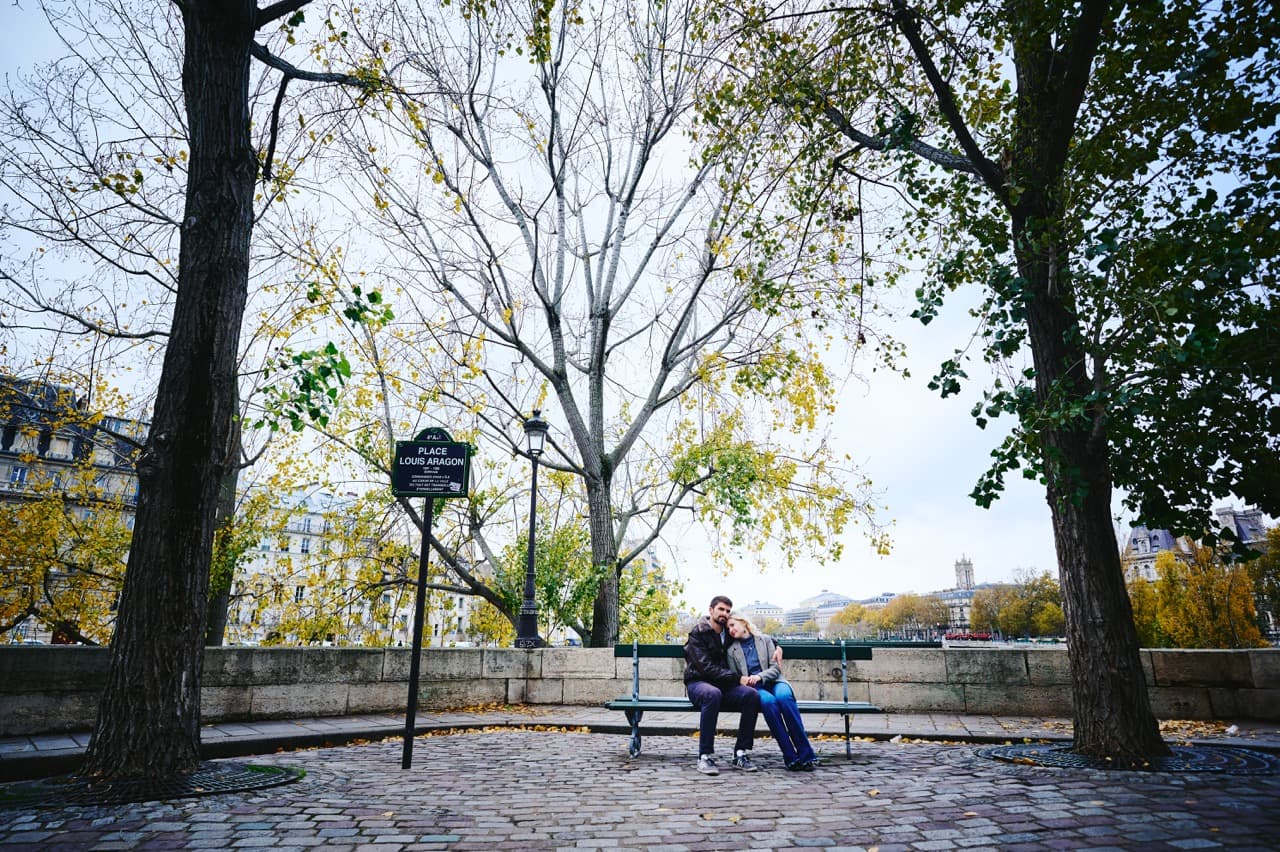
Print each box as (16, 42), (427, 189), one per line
(392, 439), (470, 498)
(393, 426), (471, 769)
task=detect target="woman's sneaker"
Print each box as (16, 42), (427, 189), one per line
(731, 750), (759, 771)
(697, 754), (719, 775)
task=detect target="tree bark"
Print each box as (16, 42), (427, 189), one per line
(586, 475), (619, 648)
(80, 0), (258, 778)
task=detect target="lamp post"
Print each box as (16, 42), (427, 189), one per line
(515, 410), (548, 649)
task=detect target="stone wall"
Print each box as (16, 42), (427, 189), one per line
(1, 645), (1277, 736)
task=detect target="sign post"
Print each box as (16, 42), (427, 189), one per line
(393, 427), (470, 770)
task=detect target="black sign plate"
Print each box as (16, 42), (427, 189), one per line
(392, 441), (470, 497)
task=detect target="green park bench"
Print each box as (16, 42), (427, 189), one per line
(606, 640), (933, 758)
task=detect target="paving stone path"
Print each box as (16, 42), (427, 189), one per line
(3, 729), (1278, 851)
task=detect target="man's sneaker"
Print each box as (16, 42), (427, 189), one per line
(731, 750), (759, 772)
(697, 754), (720, 775)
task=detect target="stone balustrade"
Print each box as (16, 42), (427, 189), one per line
(1, 645), (1276, 737)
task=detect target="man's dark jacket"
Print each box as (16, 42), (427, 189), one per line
(683, 615), (737, 688)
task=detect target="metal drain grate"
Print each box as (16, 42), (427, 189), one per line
(977, 743), (1280, 775)
(0, 761), (304, 809)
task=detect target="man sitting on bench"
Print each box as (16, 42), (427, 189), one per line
(684, 594), (773, 775)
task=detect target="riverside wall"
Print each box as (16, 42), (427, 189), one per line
(1, 645), (1277, 736)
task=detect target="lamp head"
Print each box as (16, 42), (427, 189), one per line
(523, 409), (549, 457)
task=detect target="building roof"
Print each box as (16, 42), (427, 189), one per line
(798, 589), (853, 608)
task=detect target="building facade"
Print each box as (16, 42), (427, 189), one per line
(0, 377), (144, 516)
(739, 600), (783, 629)
(1123, 507), (1268, 583)
(1, 377), (146, 644)
(225, 486), (476, 647)
(1122, 525), (1188, 581)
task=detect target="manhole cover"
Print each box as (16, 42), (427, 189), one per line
(0, 761), (304, 809)
(977, 743), (1280, 775)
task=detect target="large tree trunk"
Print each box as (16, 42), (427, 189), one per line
(80, 0), (257, 779)
(1046, 424), (1169, 759)
(1015, 222), (1169, 761)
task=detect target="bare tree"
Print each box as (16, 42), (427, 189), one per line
(306, 0), (888, 646)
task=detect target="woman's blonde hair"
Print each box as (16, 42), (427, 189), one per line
(726, 612), (755, 636)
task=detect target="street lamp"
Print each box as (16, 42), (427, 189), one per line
(515, 410), (549, 649)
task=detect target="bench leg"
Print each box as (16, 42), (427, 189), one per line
(843, 715), (852, 759)
(624, 709), (644, 758)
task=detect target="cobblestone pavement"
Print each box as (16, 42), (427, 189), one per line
(3, 729), (1278, 851)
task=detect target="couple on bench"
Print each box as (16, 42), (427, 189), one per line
(684, 594), (818, 774)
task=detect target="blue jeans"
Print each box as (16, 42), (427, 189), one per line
(758, 680), (815, 766)
(686, 680), (760, 756)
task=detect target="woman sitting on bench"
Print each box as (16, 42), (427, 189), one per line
(726, 613), (819, 771)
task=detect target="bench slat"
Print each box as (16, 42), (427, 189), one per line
(777, 644), (871, 661)
(612, 642), (878, 660)
(604, 698), (693, 711)
(605, 697), (883, 714)
(793, 700), (882, 713)
(613, 643), (685, 658)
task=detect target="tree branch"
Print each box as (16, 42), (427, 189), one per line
(249, 41), (381, 181)
(889, 0), (1008, 203)
(256, 0), (311, 29)
(1044, 0), (1111, 178)
(817, 101), (982, 176)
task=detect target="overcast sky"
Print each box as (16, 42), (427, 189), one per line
(1, 4), (51, 69)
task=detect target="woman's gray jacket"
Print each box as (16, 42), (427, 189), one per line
(727, 632), (783, 687)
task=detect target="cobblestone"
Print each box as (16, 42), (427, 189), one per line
(2, 729), (1279, 850)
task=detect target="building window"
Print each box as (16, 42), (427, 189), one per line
(300, 538), (311, 555)
(294, 586), (305, 603)
(8, 466), (28, 487)
(302, 517), (313, 533)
